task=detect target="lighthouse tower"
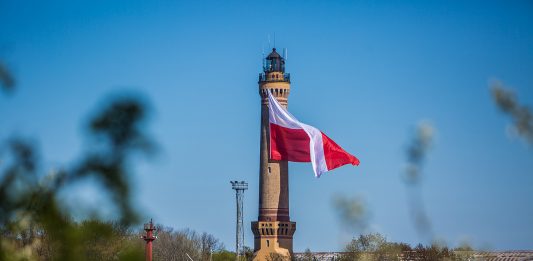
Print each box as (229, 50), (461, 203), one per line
(251, 48), (296, 260)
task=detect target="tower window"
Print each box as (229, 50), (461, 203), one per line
(266, 240), (270, 247)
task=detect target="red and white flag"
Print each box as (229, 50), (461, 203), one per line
(268, 91), (360, 177)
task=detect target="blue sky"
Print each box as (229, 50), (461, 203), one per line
(1, 0), (532, 252)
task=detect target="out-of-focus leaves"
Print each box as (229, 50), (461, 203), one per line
(0, 62), (15, 91)
(404, 121), (434, 185)
(0, 96), (152, 260)
(75, 97), (154, 226)
(1, 52), (161, 260)
(90, 98), (154, 155)
(75, 155), (137, 225)
(332, 195), (369, 234)
(8, 139), (37, 173)
(402, 121), (435, 241)
(0, 139), (38, 225)
(491, 80), (533, 145)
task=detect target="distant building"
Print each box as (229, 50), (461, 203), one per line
(470, 251), (533, 261)
(293, 251), (533, 261)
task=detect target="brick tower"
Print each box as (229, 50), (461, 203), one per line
(251, 48), (296, 260)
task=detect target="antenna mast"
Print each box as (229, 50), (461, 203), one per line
(262, 45), (265, 70)
(142, 219), (157, 261)
(231, 181), (248, 261)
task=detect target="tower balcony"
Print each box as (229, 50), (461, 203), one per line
(258, 72), (290, 83)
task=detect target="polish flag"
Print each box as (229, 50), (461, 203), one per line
(268, 91), (360, 177)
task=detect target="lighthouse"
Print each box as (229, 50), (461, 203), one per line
(251, 48), (296, 260)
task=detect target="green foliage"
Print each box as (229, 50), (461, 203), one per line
(76, 98), (153, 226)
(410, 243), (473, 261)
(339, 233), (473, 261)
(212, 250), (236, 261)
(0, 218), (143, 261)
(348, 233), (387, 252)
(0, 95), (152, 260)
(340, 233), (392, 261)
(0, 63), (226, 260)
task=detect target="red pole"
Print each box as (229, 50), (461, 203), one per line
(142, 219), (156, 261)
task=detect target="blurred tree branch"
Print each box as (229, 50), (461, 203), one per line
(0, 95), (153, 260)
(403, 121), (435, 241)
(332, 195), (369, 234)
(0, 61), (15, 92)
(490, 80), (533, 145)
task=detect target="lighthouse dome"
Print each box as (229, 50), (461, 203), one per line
(264, 48), (285, 72)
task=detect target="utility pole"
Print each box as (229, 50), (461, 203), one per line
(231, 181), (248, 260)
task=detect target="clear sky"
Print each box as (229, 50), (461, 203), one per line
(1, 0), (532, 252)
